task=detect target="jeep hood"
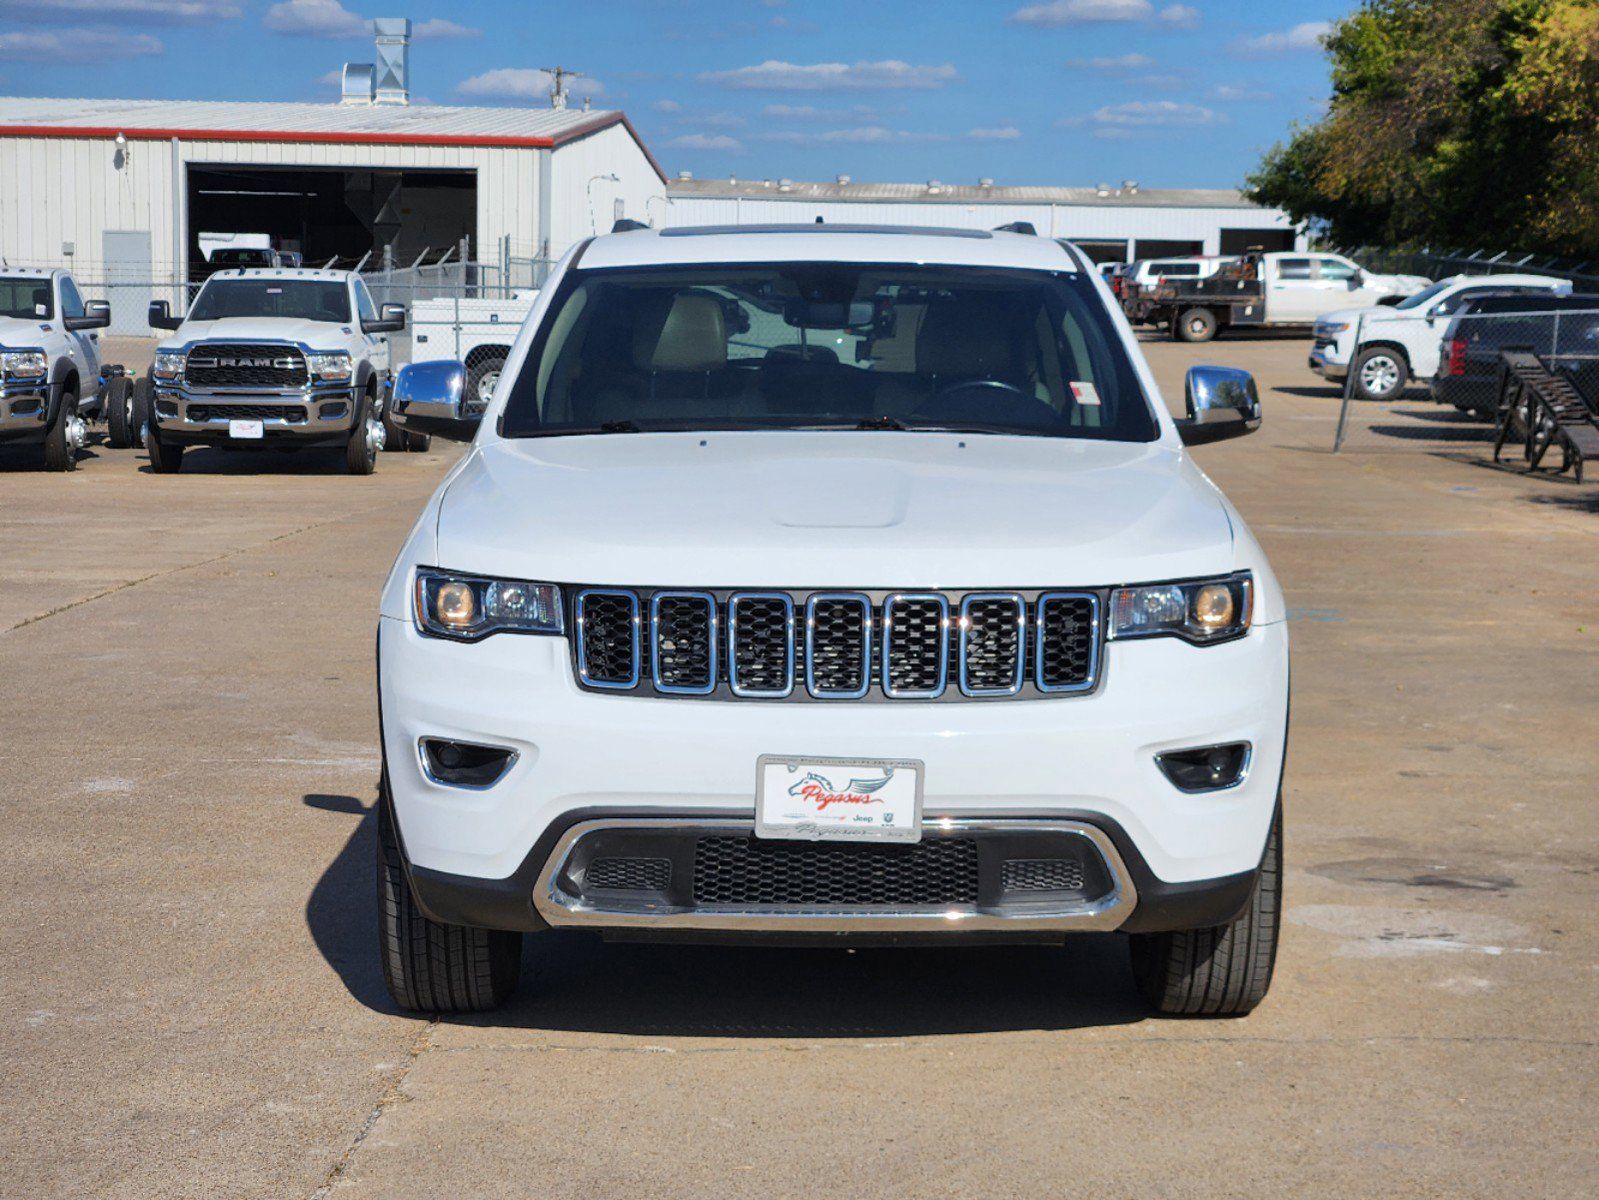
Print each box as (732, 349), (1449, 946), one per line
(163, 316), (352, 350)
(432, 432), (1236, 589)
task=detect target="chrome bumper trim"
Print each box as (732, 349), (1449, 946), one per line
(532, 817), (1138, 933)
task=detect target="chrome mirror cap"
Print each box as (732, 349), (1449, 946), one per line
(391, 360), (480, 442)
(1179, 365), (1261, 446)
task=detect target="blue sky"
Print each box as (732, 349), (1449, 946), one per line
(0, 0), (1348, 188)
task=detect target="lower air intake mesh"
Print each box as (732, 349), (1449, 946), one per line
(692, 836), (979, 906)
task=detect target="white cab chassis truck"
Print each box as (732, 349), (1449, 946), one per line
(1148, 251), (1432, 343)
(0, 268), (128, 470)
(144, 268), (414, 475)
(409, 291), (538, 414)
(377, 224), (1290, 1017)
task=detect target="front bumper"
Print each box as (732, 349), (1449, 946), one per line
(152, 382), (360, 443)
(0, 381), (56, 441)
(379, 615), (1289, 935)
(1308, 341), (1348, 379)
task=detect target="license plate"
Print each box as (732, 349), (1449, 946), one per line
(755, 755), (924, 843)
(228, 419), (264, 439)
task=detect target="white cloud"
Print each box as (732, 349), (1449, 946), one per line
(1235, 20), (1330, 56)
(698, 112), (748, 128)
(653, 99), (682, 113)
(1089, 100), (1222, 127)
(699, 59), (957, 91)
(967, 126), (1021, 141)
(457, 67), (606, 100)
(1210, 82), (1272, 102)
(760, 125), (946, 145)
(1010, 0), (1198, 26)
(1067, 53), (1154, 70)
(320, 67), (342, 86)
(668, 133), (744, 152)
(1130, 72), (1184, 90)
(263, 0), (362, 36)
(1, 0), (238, 19)
(413, 17), (478, 39)
(0, 26), (162, 58)
(762, 103), (879, 121)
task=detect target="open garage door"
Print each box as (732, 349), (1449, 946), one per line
(186, 165), (476, 279)
(1220, 228), (1295, 255)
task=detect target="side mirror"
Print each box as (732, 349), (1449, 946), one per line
(1178, 365), (1261, 446)
(148, 300), (183, 331)
(65, 299), (111, 331)
(391, 360), (479, 442)
(363, 302), (406, 335)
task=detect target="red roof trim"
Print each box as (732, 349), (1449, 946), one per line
(0, 112), (635, 151)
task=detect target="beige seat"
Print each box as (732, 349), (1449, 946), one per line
(574, 293), (734, 426)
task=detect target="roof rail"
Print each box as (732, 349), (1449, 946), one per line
(993, 221), (1037, 236)
(611, 218), (651, 233)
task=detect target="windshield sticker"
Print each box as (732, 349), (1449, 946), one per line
(266, 287), (283, 294)
(1070, 381), (1101, 406)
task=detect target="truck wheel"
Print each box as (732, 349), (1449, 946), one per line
(467, 355), (505, 414)
(104, 376), (136, 448)
(405, 430), (431, 453)
(345, 389), (380, 476)
(1128, 804), (1281, 1016)
(131, 375), (153, 441)
(1175, 308), (1218, 343)
(1352, 346), (1409, 401)
(144, 418), (185, 474)
(43, 390), (83, 472)
(377, 783), (522, 1013)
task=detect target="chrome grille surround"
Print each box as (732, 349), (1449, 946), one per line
(566, 587), (1103, 701)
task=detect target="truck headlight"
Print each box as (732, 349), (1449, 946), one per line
(309, 352), (352, 382)
(1, 350), (48, 380)
(1109, 573), (1253, 645)
(413, 569), (564, 641)
(153, 351), (186, 381)
(1318, 322), (1350, 335)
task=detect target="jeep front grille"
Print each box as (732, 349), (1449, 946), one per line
(571, 587), (1101, 701)
(692, 835), (980, 906)
(184, 343), (307, 389)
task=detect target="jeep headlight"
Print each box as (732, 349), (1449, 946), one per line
(153, 351), (185, 381)
(1, 350), (48, 380)
(309, 352), (352, 382)
(414, 569), (563, 641)
(1109, 573), (1253, 645)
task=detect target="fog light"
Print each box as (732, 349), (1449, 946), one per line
(419, 739), (517, 788)
(1156, 742), (1251, 792)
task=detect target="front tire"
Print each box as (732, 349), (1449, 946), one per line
(1128, 805), (1282, 1016)
(377, 785), (522, 1013)
(1352, 346), (1409, 401)
(44, 389), (81, 472)
(345, 389), (379, 476)
(144, 416), (185, 474)
(104, 376), (136, 448)
(1174, 307), (1219, 343)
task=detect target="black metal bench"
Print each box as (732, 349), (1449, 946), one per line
(1493, 349), (1599, 483)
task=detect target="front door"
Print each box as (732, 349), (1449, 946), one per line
(102, 230), (153, 336)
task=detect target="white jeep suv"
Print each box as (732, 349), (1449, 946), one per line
(144, 268), (410, 474)
(378, 225), (1288, 1016)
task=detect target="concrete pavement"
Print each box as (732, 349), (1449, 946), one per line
(1, 335), (1595, 1198)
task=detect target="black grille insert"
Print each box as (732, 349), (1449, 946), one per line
(729, 593), (794, 696)
(586, 857), (672, 891)
(1001, 858), (1086, 892)
(577, 590), (639, 687)
(692, 836), (980, 906)
(1036, 593), (1098, 691)
(883, 594), (948, 696)
(184, 343), (307, 389)
(806, 594), (871, 697)
(960, 594), (1025, 694)
(188, 403), (307, 423)
(651, 592), (717, 693)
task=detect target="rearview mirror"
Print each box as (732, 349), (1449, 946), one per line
(363, 302), (406, 335)
(390, 360), (480, 442)
(148, 300), (182, 331)
(65, 299), (111, 331)
(1178, 365), (1261, 446)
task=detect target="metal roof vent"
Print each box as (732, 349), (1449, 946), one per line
(677, 170), (693, 181)
(927, 179), (943, 193)
(372, 18), (410, 106)
(778, 178), (794, 191)
(1096, 182), (1112, 197)
(340, 62), (375, 105)
(836, 174), (851, 185)
(1122, 179), (1139, 194)
(979, 177), (995, 188)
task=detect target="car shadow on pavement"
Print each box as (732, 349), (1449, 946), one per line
(142, 447), (354, 475)
(304, 794), (1151, 1035)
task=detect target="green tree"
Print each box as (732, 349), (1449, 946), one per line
(1245, 0), (1599, 256)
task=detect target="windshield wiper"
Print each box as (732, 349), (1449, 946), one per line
(854, 416), (907, 430)
(598, 420), (642, 433)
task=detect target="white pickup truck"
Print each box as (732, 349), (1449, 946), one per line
(1309, 273), (1571, 400)
(143, 268), (411, 474)
(1146, 251), (1432, 342)
(0, 267), (130, 471)
(410, 291), (538, 413)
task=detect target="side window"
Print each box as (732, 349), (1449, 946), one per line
(59, 276), (86, 319)
(1316, 258), (1358, 282)
(1275, 258), (1313, 281)
(353, 280), (378, 323)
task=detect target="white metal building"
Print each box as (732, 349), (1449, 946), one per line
(0, 95), (665, 315)
(664, 177), (1301, 262)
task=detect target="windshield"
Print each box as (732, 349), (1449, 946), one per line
(0, 277), (53, 320)
(211, 249), (274, 267)
(188, 279), (351, 323)
(1394, 279), (1453, 311)
(501, 262), (1158, 441)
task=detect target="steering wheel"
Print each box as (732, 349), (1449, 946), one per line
(918, 378), (1066, 430)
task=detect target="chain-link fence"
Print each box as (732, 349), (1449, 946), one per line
(1330, 306), (1599, 461)
(1330, 245), (1599, 293)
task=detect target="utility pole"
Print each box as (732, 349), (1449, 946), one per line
(542, 66), (582, 110)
